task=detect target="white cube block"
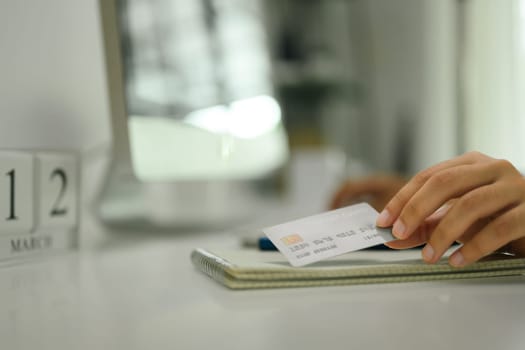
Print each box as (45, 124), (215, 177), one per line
(0, 151), (34, 234)
(36, 153), (78, 229)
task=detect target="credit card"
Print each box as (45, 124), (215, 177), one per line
(262, 203), (395, 267)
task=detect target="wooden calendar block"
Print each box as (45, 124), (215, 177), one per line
(36, 153), (79, 230)
(0, 152), (34, 234)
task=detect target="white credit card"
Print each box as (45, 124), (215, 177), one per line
(262, 203), (395, 267)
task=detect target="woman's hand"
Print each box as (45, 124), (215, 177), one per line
(329, 174), (406, 212)
(376, 151), (525, 267)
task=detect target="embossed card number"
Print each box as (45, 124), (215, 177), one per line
(263, 203), (395, 267)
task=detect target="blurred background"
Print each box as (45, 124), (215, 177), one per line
(98, 0), (525, 230)
(93, 0), (525, 230)
(116, 0), (525, 171)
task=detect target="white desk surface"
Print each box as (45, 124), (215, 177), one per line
(4, 146), (525, 349)
(1, 225), (525, 350)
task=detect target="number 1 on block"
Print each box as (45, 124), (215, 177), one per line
(0, 152), (34, 234)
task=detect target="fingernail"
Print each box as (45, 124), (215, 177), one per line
(393, 219), (406, 238)
(376, 209), (391, 226)
(422, 244), (434, 262)
(449, 251), (465, 267)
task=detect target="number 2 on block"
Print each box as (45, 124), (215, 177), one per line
(37, 153), (77, 229)
(49, 168), (68, 217)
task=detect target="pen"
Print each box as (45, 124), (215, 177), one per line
(257, 236), (278, 250)
(241, 236), (278, 251)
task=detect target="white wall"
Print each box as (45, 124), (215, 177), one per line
(463, 0), (525, 169)
(0, 0), (111, 152)
(346, 0), (458, 174)
(0, 0), (115, 245)
(414, 0), (458, 171)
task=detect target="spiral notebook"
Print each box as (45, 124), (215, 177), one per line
(191, 248), (525, 289)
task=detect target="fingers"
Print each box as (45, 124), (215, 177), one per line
(376, 152), (485, 229)
(385, 163), (498, 241)
(372, 151), (525, 265)
(420, 180), (522, 264)
(506, 237), (525, 255)
(448, 205), (525, 267)
(385, 203), (451, 249)
(385, 224), (433, 249)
